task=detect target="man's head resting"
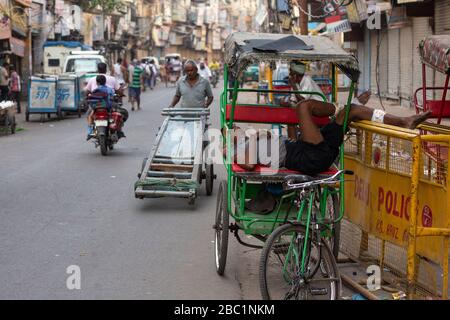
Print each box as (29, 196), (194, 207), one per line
(290, 60), (306, 76)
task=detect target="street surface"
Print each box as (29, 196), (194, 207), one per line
(0, 82), (263, 299)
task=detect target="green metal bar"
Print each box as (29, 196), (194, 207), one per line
(339, 81), (356, 222)
(228, 80), (239, 128)
(301, 192), (315, 275)
(269, 192), (296, 233)
(240, 180), (247, 216)
(332, 65), (336, 103)
(227, 129), (232, 214)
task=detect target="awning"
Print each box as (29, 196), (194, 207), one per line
(10, 37), (25, 57)
(224, 32), (360, 81)
(14, 0), (31, 7)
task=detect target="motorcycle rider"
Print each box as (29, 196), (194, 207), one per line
(85, 63), (127, 140)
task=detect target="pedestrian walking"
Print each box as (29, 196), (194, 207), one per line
(146, 59), (157, 90)
(9, 65), (21, 113)
(129, 59), (144, 111)
(0, 62), (10, 102)
(113, 58), (126, 86)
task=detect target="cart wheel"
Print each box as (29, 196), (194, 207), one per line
(25, 111), (29, 122)
(4, 113), (11, 134)
(214, 180), (229, 275)
(205, 164), (214, 196)
(10, 115), (16, 134)
(57, 107), (63, 120)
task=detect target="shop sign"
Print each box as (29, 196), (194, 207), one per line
(322, 0), (352, 34)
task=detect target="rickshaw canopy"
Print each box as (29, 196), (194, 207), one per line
(224, 32), (360, 81)
(419, 35), (450, 75)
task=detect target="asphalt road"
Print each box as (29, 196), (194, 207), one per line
(0, 82), (263, 299)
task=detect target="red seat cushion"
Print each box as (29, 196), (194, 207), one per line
(426, 100), (450, 118)
(225, 104), (330, 126)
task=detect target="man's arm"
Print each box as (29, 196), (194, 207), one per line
(169, 82), (182, 108)
(169, 95), (181, 108)
(85, 77), (95, 94)
(204, 82), (214, 108)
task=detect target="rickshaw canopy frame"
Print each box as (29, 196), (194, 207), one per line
(224, 32), (360, 82)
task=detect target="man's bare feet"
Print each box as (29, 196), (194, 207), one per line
(357, 90), (371, 105)
(405, 111), (432, 129)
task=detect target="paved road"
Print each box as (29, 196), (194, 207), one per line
(0, 82), (263, 299)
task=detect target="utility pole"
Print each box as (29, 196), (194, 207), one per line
(299, 0), (308, 35)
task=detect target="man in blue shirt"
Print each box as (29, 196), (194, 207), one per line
(87, 75), (114, 140)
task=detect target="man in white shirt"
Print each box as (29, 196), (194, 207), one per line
(85, 62), (120, 93)
(113, 58), (125, 86)
(198, 62), (212, 80)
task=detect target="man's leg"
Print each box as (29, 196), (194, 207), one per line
(136, 91), (141, 110)
(294, 99), (336, 144)
(86, 109), (94, 140)
(335, 104), (432, 129)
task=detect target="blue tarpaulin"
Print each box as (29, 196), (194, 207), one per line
(43, 41), (92, 51)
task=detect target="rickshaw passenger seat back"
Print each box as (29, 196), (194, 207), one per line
(225, 104), (330, 127)
(426, 100), (450, 118)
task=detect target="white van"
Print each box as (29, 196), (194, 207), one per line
(63, 51), (107, 75)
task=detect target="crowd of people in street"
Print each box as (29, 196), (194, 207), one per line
(0, 62), (22, 114)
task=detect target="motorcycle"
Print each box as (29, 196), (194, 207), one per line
(89, 94), (127, 156)
(211, 70), (219, 88)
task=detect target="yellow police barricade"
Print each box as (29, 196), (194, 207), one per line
(343, 120), (450, 299)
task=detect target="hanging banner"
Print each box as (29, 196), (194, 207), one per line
(322, 0), (352, 34)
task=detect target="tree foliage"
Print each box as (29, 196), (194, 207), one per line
(81, 0), (125, 15)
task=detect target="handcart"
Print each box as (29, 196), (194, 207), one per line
(216, 32), (360, 300)
(57, 75), (82, 117)
(135, 108), (216, 205)
(0, 101), (16, 134)
(26, 76), (61, 121)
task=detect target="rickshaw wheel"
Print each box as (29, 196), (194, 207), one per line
(205, 164), (214, 196)
(214, 180), (229, 275)
(25, 111), (29, 122)
(320, 191), (341, 259)
(259, 224), (340, 300)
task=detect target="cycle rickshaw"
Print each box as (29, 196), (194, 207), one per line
(214, 32), (360, 300)
(414, 35), (450, 183)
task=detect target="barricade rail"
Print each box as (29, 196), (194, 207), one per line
(343, 120), (450, 299)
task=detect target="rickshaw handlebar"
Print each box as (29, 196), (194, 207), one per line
(284, 170), (354, 191)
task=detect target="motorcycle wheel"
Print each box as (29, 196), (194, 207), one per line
(100, 135), (108, 156)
